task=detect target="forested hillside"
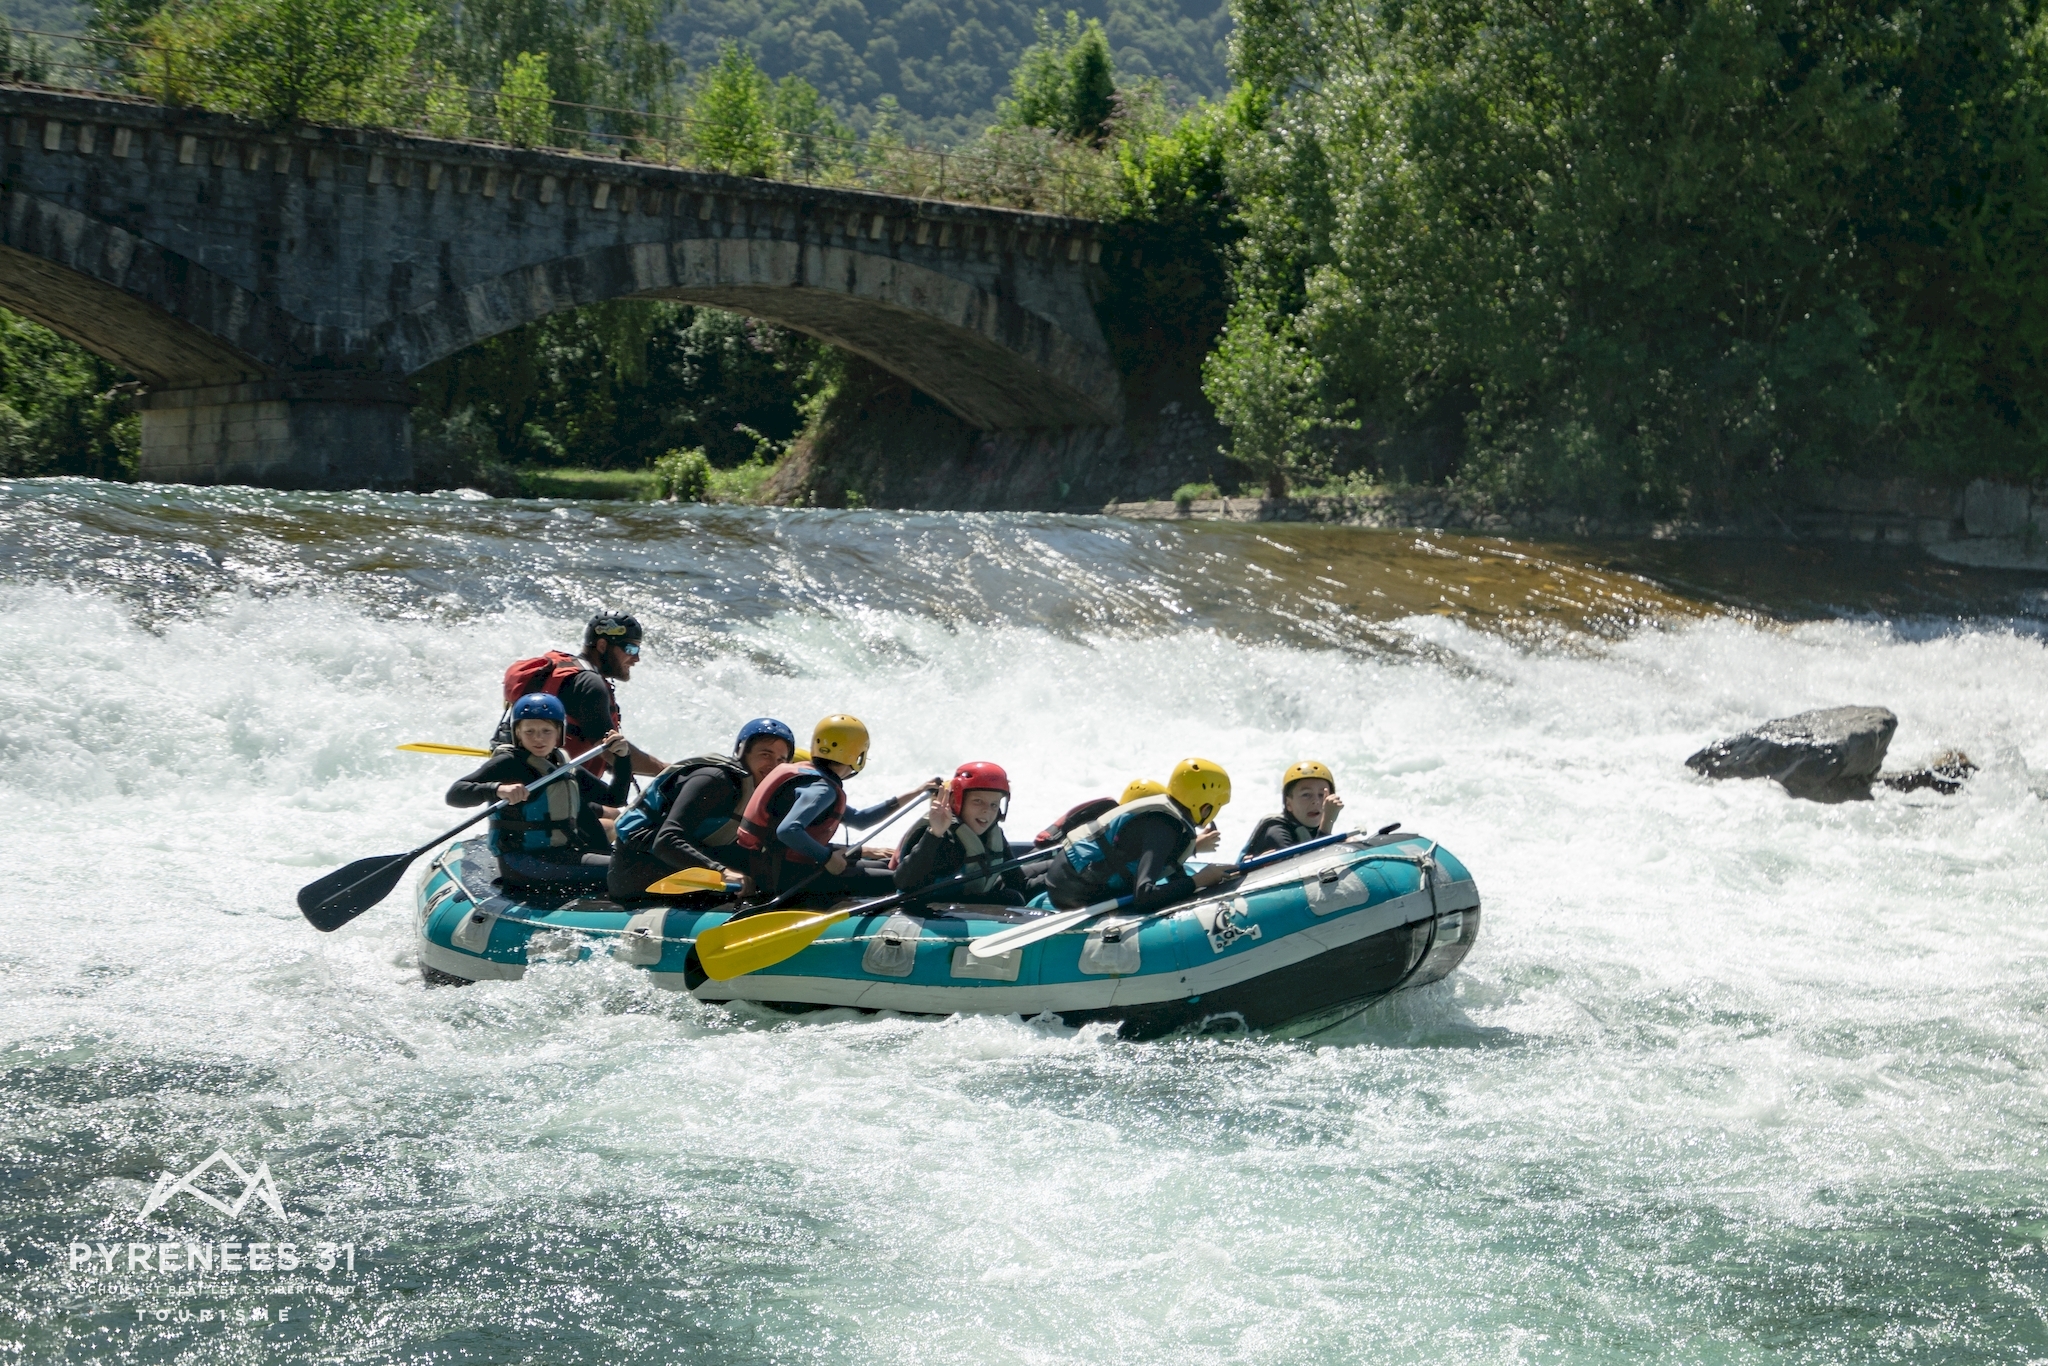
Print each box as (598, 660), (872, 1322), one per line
(659, 0), (1228, 142)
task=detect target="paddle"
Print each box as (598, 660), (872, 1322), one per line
(724, 789), (942, 921)
(965, 831), (1358, 959)
(397, 742), (494, 757)
(694, 848), (1051, 981)
(645, 866), (739, 896)
(297, 740), (617, 933)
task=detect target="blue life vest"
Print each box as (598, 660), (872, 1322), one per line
(1058, 794), (1198, 895)
(614, 755), (752, 851)
(488, 748), (583, 854)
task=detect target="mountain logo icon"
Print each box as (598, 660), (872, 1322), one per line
(138, 1150), (288, 1224)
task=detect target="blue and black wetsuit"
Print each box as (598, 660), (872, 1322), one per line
(447, 746), (630, 892)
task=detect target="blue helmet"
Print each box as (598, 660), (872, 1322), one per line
(734, 717), (795, 756)
(511, 693), (568, 728)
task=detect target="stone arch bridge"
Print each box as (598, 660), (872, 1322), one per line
(0, 85), (1123, 487)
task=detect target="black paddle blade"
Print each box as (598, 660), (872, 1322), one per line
(296, 851), (418, 932)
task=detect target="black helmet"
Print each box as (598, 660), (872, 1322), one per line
(584, 613), (643, 650)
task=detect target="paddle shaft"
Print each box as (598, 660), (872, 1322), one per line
(403, 739), (618, 859)
(303, 739), (619, 921)
(965, 831), (1361, 958)
(732, 789), (948, 917)
(691, 847), (1058, 980)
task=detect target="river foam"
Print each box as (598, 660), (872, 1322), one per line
(2, 480), (2046, 1362)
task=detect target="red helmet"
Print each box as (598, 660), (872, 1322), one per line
(949, 761), (1011, 815)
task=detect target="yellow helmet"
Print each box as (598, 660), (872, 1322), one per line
(1283, 760), (1335, 795)
(1120, 778), (1167, 805)
(809, 715), (869, 773)
(792, 747), (810, 763)
(1167, 757), (1231, 823)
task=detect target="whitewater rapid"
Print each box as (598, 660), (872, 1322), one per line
(3, 479), (2046, 1362)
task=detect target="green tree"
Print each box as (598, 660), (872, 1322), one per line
(1202, 303), (1321, 495)
(770, 73), (849, 176)
(419, 0), (677, 136)
(422, 60), (472, 136)
(0, 311), (138, 480)
(409, 302), (828, 477)
(688, 40), (776, 176)
(1002, 11), (1118, 143)
(495, 50), (555, 145)
(138, 0), (428, 126)
(1216, 0), (2048, 510)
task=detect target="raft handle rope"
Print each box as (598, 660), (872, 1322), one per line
(433, 837), (1457, 957)
(1298, 845), (1451, 1040)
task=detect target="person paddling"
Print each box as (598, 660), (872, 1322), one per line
(893, 762), (1035, 907)
(607, 718), (796, 902)
(1038, 758), (1237, 912)
(448, 693), (631, 892)
(733, 714), (939, 900)
(497, 613), (665, 777)
(1240, 761), (1347, 859)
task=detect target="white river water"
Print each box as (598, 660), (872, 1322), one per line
(3, 479), (2047, 1363)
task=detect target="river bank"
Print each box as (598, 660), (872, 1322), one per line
(1106, 474), (2048, 572)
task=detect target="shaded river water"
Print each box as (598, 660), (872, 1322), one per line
(3, 478), (2048, 1363)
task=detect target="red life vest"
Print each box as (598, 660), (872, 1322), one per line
(734, 763), (847, 863)
(500, 650), (620, 776)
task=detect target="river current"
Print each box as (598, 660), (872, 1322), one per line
(3, 478), (2047, 1363)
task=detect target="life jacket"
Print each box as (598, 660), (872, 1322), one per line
(496, 650), (620, 775)
(1242, 814), (1317, 859)
(896, 818), (1011, 897)
(614, 755), (752, 852)
(488, 747), (585, 855)
(733, 762), (846, 863)
(1033, 797), (1116, 849)
(1056, 793), (1198, 896)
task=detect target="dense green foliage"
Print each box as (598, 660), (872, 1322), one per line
(409, 302), (832, 488)
(0, 312), (137, 480)
(133, 0), (427, 125)
(1208, 0), (2048, 507)
(1001, 11), (1116, 140)
(658, 0), (1228, 143)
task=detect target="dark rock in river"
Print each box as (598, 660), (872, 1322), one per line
(1685, 706), (1898, 802)
(1878, 750), (1978, 795)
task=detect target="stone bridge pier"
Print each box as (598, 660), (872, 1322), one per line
(0, 86), (1122, 488)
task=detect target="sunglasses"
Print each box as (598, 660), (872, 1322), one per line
(618, 642), (640, 658)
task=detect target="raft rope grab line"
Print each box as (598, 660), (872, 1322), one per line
(431, 838), (1460, 955)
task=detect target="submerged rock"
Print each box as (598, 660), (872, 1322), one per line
(1878, 750), (1978, 795)
(1685, 706), (1898, 802)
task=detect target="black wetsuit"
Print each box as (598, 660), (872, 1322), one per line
(893, 820), (1035, 905)
(608, 761), (751, 901)
(1239, 815), (1321, 860)
(447, 748), (630, 891)
(1042, 809), (1196, 912)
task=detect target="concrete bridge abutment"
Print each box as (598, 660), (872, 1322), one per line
(137, 378), (412, 489)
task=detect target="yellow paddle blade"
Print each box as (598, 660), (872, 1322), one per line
(696, 908), (851, 981)
(396, 742), (495, 757)
(647, 867), (734, 895)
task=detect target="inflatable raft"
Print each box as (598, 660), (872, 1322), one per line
(413, 831), (1480, 1038)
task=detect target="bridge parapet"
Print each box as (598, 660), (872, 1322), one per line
(0, 85), (1124, 487)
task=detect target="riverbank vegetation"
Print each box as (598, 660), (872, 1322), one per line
(1209, 0), (2048, 512)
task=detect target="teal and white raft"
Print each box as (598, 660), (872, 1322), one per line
(414, 832), (1480, 1038)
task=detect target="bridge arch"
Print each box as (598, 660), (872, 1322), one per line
(384, 239), (1123, 430)
(0, 191), (300, 387)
